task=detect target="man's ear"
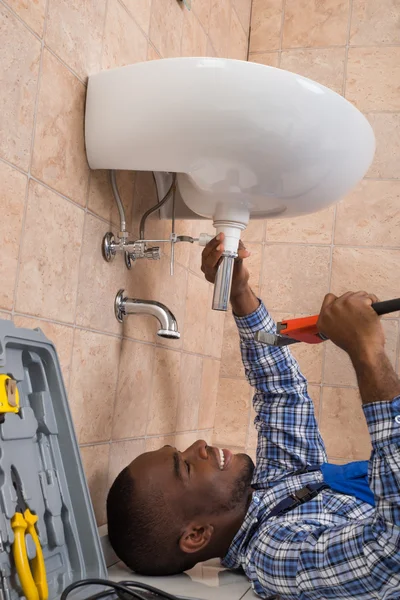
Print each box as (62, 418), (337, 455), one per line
(179, 524), (214, 554)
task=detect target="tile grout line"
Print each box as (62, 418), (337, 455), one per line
(80, 427), (214, 449)
(10, 0), (50, 320)
(250, 43), (400, 54)
(278, 0), (287, 68)
(99, 0), (109, 70)
(342, 0), (354, 98)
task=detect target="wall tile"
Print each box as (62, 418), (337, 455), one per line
(214, 378), (251, 447)
(103, 0), (148, 69)
(75, 214), (126, 335)
(149, 0), (184, 58)
(145, 435), (175, 451)
(290, 340), (324, 384)
(308, 384), (321, 421)
(80, 444), (110, 526)
(232, 0), (252, 33)
(220, 311), (245, 378)
(249, 0), (282, 53)
(192, 0), (211, 33)
(319, 387), (372, 460)
(112, 339), (154, 440)
(88, 169), (135, 227)
(346, 47), (400, 112)
(183, 273), (209, 354)
(121, 0), (152, 34)
(16, 181), (84, 322)
(176, 353), (202, 431)
(208, 0), (231, 58)
(0, 313), (11, 321)
(175, 431), (199, 450)
(283, 0), (349, 48)
(5, 0), (46, 35)
(46, 0), (107, 80)
(261, 245), (331, 313)
(242, 220), (265, 242)
(69, 329), (121, 444)
(335, 180), (400, 247)
(228, 6), (248, 60)
(350, 0), (400, 46)
(198, 357), (220, 429)
(32, 50), (89, 206)
(331, 247), (400, 302)
(367, 113), (400, 179)
(205, 285), (226, 358)
(181, 9), (208, 56)
(108, 439), (146, 486)
(13, 316), (74, 387)
(249, 52), (279, 67)
(323, 320), (398, 387)
(147, 44), (161, 60)
(266, 206), (335, 244)
(0, 6), (41, 170)
(280, 48), (346, 94)
(0, 162), (26, 310)
(147, 347), (181, 435)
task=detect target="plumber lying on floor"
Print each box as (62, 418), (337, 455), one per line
(107, 234), (400, 599)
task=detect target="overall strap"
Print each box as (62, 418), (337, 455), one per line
(266, 464), (329, 520)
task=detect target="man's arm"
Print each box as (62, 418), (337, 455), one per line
(202, 236), (328, 482)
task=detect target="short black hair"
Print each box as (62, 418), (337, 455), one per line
(107, 466), (190, 576)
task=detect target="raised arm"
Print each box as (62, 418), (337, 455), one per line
(201, 235), (328, 482)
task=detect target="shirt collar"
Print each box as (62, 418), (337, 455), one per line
(221, 492), (263, 569)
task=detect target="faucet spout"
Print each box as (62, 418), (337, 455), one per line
(114, 290), (180, 339)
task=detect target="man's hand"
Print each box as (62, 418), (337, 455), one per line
(318, 291), (400, 406)
(201, 233), (259, 316)
(201, 233), (250, 297)
(317, 291), (385, 362)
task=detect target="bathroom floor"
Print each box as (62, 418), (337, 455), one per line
(108, 558), (255, 600)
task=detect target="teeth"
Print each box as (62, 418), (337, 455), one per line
(218, 448), (225, 470)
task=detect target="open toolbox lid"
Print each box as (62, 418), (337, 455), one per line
(0, 319), (107, 599)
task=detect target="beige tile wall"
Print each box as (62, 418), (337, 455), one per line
(214, 0), (400, 464)
(0, 0), (251, 525)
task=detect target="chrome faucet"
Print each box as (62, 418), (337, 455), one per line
(114, 290), (180, 339)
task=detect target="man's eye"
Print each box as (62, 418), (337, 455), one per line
(185, 461), (191, 475)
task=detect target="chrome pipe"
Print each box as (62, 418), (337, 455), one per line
(212, 253), (236, 311)
(114, 290), (180, 339)
(110, 170), (126, 233)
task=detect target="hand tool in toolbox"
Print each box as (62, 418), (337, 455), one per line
(10, 467), (48, 600)
(0, 376), (19, 423)
(255, 298), (400, 347)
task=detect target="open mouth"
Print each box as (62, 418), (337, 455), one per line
(216, 447), (233, 471)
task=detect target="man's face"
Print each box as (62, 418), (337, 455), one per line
(129, 440), (255, 520)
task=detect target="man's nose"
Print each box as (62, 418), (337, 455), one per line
(184, 439), (208, 460)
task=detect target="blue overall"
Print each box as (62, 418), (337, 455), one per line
(266, 461), (374, 520)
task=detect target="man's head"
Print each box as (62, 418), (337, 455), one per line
(107, 440), (254, 576)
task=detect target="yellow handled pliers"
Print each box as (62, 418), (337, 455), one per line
(11, 468), (48, 600)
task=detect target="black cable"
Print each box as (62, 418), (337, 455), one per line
(61, 578), (181, 600)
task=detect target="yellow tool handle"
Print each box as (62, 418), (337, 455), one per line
(11, 512), (39, 600)
(24, 509), (48, 600)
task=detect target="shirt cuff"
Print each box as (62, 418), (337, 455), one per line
(234, 299), (277, 340)
(363, 395), (400, 448)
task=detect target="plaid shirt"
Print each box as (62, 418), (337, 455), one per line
(221, 300), (400, 599)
